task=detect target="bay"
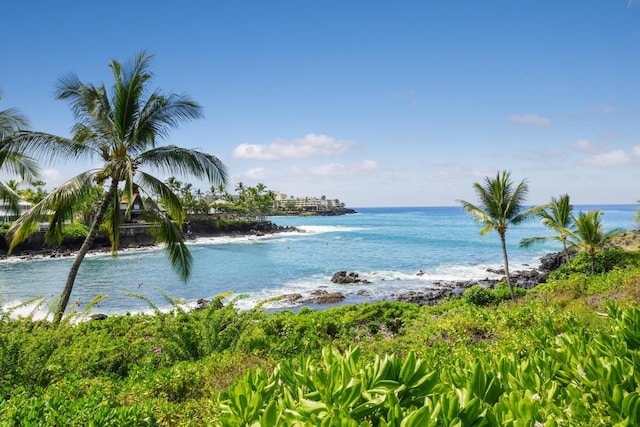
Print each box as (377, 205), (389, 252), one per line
(0, 204), (636, 318)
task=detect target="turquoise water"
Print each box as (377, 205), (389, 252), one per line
(0, 205), (636, 317)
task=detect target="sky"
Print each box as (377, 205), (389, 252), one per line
(2, 0), (639, 207)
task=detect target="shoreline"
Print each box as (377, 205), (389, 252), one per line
(0, 219), (301, 262)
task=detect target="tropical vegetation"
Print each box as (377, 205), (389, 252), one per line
(458, 171), (541, 299)
(519, 194), (574, 260)
(0, 247), (639, 425)
(1, 52), (228, 324)
(0, 97), (38, 217)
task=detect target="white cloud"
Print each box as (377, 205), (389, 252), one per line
(633, 145), (640, 157)
(570, 139), (595, 152)
(242, 167), (270, 180)
(40, 169), (64, 189)
(508, 114), (551, 126)
(308, 160), (380, 177)
(583, 150), (632, 167)
(232, 134), (353, 160)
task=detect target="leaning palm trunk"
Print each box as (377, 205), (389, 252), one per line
(53, 181), (117, 324)
(500, 232), (514, 299)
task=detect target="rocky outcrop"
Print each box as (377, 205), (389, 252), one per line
(303, 290), (345, 304)
(539, 250), (574, 272)
(330, 271), (370, 284)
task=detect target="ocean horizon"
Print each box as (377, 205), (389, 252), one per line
(1, 204), (637, 319)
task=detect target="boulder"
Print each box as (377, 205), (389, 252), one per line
(331, 271), (370, 284)
(304, 290), (345, 304)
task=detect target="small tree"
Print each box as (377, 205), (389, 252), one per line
(520, 194), (575, 261)
(458, 171), (540, 299)
(569, 210), (623, 275)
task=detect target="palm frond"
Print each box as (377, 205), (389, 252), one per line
(519, 235), (554, 248)
(458, 199), (497, 235)
(8, 171), (99, 250)
(0, 149), (39, 182)
(0, 107), (29, 140)
(136, 171), (185, 223)
(0, 182), (23, 215)
(3, 130), (96, 165)
(130, 92), (204, 154)
(110, 52), (154, 144)
(137, 146), (228, 186)
(99, 186), (122, 255)
(145, 209), (192, 281)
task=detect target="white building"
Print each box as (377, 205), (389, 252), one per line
(0, 199), (31, 222)
(274, 192), (345, 211)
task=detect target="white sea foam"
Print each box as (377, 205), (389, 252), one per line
(296, 225), (363, 234)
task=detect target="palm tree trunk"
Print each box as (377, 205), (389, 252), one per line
(52, 180), (119, 325)
(500, 232), (515, 299)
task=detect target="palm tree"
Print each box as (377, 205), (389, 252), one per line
(570, 210), (623, 275)
(519, 194), (575, 262)
(458, 171), (540, 299)
(5, 52), (227, 324)
(0, 98), (38, 216)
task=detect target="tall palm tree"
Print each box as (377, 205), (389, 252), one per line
(519, 194), (575, 261)
(0, 98), (38, 216)
(570, 210), (623, 275)
(458, 171), (540, 299)
(5, 52), (227, 324)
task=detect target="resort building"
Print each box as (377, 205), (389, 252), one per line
(273, 192), (345, 211)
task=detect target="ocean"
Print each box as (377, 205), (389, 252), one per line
(0, 205), (636, 318)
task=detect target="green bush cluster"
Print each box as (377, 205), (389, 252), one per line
(61, 222), (90, 239)
(550, 247), (640, 280)
(463, 283), (527, 306)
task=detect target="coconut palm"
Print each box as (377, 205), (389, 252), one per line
(5, 52), (227, 324)
(0, 98), (38, 216)
(570, 210), (623, 275)
(458, 171), (540, 299)
(519, 194), (575, 261)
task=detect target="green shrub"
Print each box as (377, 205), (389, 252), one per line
(62, 223), (90, 239)
(464, 285), (494, 306)
(550, 247), (640, 280)
(492, 283), (527, 302)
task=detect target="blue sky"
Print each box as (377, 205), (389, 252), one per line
(2, 0), (639, 207)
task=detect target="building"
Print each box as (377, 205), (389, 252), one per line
(0, 199), (31, 223)
(274, 192), (345, 211)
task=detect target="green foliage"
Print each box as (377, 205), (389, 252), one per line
(61, 222), (89, 239)
(1, 263), (640, 425)
(550, 248), (640, 279)
(464, 283), (527, 306)
(218, 303), (640, 426)
(0, 222), (9, 234)
(464, 284), (494, 306)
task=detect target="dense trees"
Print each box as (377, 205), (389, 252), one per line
(458, 171), (540, 299)
(3, 52), (227, 324)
